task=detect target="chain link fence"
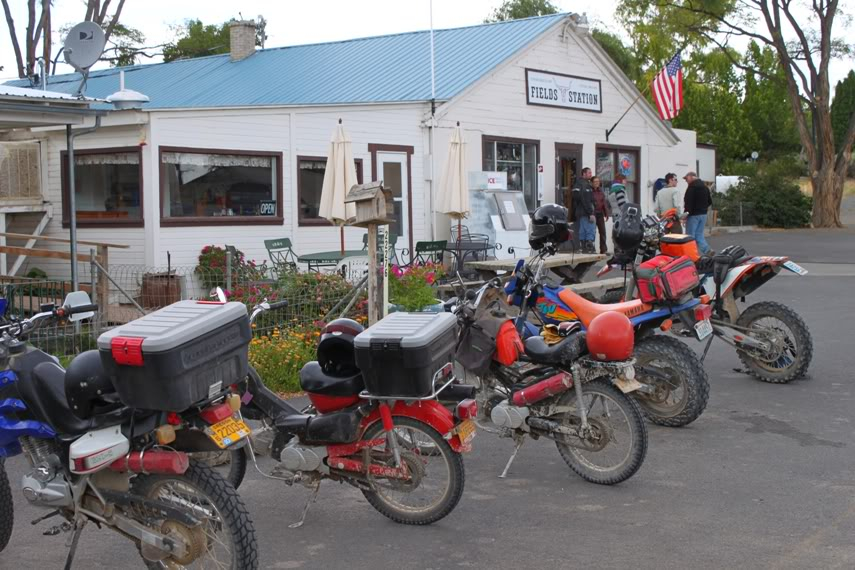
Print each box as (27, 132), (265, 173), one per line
(1, 256), (368, 358)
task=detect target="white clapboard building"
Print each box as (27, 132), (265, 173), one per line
(1, 13), (696, 278)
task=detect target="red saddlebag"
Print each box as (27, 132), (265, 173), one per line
(636, 255), (699, 302)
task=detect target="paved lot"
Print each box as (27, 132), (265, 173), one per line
(2, 231), (854, 569)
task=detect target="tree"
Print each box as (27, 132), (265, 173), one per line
(485, 0), (559, 23)
(1, 0), (130, 79)
(616, 0), (855, 227)
(831, 70), (855, 153)
(742, 42), (802, 158)
(162, 18), (266, 63)
(592, 29), (642, 85)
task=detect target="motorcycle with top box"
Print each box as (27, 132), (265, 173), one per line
(223, 298), (476, 528)
(0, 293), (258, 569)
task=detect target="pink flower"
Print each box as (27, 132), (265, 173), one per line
(392, 265), (403, 278)
(425, 271), (436, 284)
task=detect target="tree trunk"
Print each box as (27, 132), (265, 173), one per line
(811, 165), (843, 228)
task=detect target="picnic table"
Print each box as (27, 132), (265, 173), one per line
(297, 250), (367, 272)
(465, 252), (606, 284)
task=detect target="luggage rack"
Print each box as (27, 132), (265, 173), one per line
(358, 363), (456, 401)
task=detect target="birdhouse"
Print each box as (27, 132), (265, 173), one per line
(345, 181), (395, 227)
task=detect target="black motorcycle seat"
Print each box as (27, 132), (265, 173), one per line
(18, 362), (91, 434)
(524, 336), (567, 364)
(524, 332), (587, 365)
(299, 361), (364, 397)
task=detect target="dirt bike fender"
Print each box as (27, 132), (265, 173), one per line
(362, 400), (467, 452)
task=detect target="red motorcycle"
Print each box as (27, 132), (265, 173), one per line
(224, 301), (476, 527)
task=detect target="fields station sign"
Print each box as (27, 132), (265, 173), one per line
(525, 69), (602, 113)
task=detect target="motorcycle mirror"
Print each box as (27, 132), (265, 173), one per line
(464, 289), (477, 301)
(209, 287), (228, 303)
(62, 291), (95, 322)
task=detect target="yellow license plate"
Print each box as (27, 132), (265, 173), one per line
(209, 417), (251, 449)
(454, 419), (477, 443)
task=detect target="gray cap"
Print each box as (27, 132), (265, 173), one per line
(683, 171), (698, 179)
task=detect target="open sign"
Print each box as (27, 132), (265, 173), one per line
(259, 200), (276, 216)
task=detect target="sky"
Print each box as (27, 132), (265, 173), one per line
(0, 0), (853, 96)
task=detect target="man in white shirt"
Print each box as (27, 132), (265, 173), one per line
(654, 172), (683, 233)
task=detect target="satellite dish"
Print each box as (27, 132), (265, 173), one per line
(63, 22), (106, 72)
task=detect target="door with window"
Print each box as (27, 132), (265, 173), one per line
(375, 151), (409, 257)
(555, 143), (582, 214)
(595, 146), (641, 204)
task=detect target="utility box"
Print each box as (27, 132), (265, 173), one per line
(345, 181), (394, 227)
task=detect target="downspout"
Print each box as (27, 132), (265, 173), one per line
(66, 115), (102, 290)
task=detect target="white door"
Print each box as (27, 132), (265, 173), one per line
(375, 151), (409, 258)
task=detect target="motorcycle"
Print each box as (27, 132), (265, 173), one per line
(451, 252), (648, 485)
(0, 293), (258, 568)
(214, 296), (475, 528)
(599, 209), (813, 383)
(504, 249), (712, 428)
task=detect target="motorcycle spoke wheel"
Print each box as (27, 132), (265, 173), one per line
(632, 335), (710, 427)
(190, 447), (249, 490)
(361, 417), (464, 525)
(133, 461), (258, 569)
(0, 458), (13, 553)
(735, 301), (813, 384)
(554, 379), (647, 485)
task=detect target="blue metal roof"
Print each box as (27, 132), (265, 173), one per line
(8, 14), (566, 110)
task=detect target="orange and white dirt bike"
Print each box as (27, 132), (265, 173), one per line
(599, 208), (813, 384)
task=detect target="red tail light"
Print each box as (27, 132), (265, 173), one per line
(199, 402), (233, 425)
(110, 337), (144, 366)
(455, 399), (478, 420)
(695, 304), (712, 322)
(166, 412), (182, 426)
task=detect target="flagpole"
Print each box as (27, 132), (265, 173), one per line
(605, 81), (652, 142)
(428, 0), (437, 240)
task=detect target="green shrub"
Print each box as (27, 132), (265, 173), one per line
(718, 171), (811, 228)
(195, 245), (266, 292)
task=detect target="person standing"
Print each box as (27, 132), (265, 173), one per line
(573, 167), (596, 253)
(682, 171), (713, 254)
(591, 176), (611, 254)
(655, 172), (683, 233)
(607, 173), (628, 215)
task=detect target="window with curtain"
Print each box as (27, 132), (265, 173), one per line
(297, 157), (363, 225)
(482, 137), (540, 212)
(160, 148), (281, 222)
(595, 146), (640, 203)
(61, 148), (142, 226)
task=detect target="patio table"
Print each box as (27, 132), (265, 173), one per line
(465, 252), (606, 284)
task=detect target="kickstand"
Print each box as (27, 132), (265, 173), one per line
(701, 334), (715, 363)
(289, 480), (321, 529)
(499, 436), (526, 479)
(63, 519), (87, 570)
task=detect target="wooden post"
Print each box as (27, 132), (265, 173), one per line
(97, 244), (109, 310)
(367, 224), (380, 325)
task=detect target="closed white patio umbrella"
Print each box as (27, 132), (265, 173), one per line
(318, 119), (359, 253)
(437, 123), (469, 243)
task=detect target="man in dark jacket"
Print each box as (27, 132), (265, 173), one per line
(682, 171), (713, 254)
(573, 167), (596, 253)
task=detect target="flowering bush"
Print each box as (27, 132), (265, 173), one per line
(195, 245), (266, 292)
(389, 262), (444, 311)
(248, 326), (320, 393)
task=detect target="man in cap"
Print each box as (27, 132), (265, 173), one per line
(682, 171), (713, 254)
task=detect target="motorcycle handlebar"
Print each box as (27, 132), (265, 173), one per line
(62, 303), (99, 316)
(267, 300), (289, 311)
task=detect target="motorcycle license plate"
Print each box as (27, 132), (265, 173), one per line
(209, 417), (251, 449)
(695, 319), (713, 340)
(783, 260), (808, 276)
(453, 419), (477, 444)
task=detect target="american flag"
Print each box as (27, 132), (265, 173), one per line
(652, 54), (683, 121)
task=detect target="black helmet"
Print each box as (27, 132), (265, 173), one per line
(65, 350), (117, 419)
(612, 202), (644, 251)
(529, 204), (571, 250)
(317, 318), (364, 377)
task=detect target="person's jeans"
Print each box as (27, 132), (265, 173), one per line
(577, 216), (596, 241)
(686, 214), (711, 253)
(595, 213), (608, 253)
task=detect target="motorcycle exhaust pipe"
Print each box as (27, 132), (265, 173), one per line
(109, 450), (190, 475)
(511, 372), (573, 406)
